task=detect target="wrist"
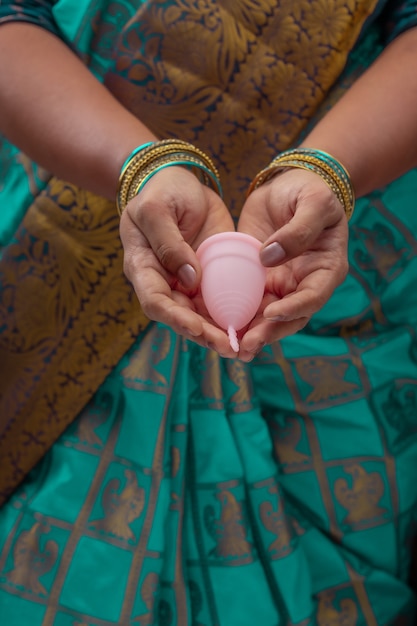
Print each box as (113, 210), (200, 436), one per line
(247, 147), (355, 221)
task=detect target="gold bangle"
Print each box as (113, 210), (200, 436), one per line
(117, 139), (222, 215)
(247, 148), (355, 220)
(127, 155), (222, 205)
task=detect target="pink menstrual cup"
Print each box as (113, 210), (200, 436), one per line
(196, 232), (266, 352)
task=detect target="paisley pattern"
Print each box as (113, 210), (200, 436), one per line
(1, 0), (417, 625)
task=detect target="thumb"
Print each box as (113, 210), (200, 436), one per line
(260, 197), (344, 267)
(145, 219), (201, 288)
(123, 199), (201, 289)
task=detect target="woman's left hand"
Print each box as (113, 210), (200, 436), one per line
(236, 168), (350, 361)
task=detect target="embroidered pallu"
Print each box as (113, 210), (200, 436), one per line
(1, 1), (417, 624)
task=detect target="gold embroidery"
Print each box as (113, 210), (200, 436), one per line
(340, 319), (374, 339)
(271, 418), (310, 466)
(90, 469), (146, 541)
(132, 571), (159, 624)
(334, 464), (386, 528)
(15, 154), (50, 197)
(295, 357), (360, 403)
(195, 348), (224, 409)
(354, 222), (409, 282)
(0, 182), (150, 505)
(204, 489), (253, 559)
(171, 446), (181, 478)
(73, 395), (112, 448)
(317, 591), (358, 626)
(6, 521), (59, 596)
(121, 325), (172, 390)
(227, 360), (254, 410)
(259, 486), (293, 557)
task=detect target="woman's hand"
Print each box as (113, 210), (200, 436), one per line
(119, 165), (237, 356)
(237, 168), (349, 360)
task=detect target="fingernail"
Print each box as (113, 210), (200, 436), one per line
(179, 326), (201, 338)
(240, 352), (255, 363)
(261, 242), (286, 266)
(250, 341), (266, 354)
(178, 263), (197, 288)
(265, 314), (287, 322)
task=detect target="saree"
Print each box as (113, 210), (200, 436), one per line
(1, 1), (417, 624)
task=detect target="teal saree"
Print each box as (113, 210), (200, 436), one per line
(1, 1), (417, 624)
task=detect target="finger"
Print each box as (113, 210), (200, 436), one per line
(262, 267), (343, 321)
(124, 178), (202, 289)
(260, 186), (347, 267)
(134, 265), (204, 336)
(201, 321), (238, 358)
(239, 317), (309, 361)
(124, 243), (235, 352)
(169, 292), (237, 357)
(120, 227), (201, 336)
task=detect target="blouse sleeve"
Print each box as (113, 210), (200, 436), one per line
(0, 1), (62, 38)
(381, 0), (417, 41)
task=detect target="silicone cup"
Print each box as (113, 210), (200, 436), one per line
(196, 232), (266, 352)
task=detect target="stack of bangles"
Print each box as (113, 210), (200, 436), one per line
(117, 142), (355, 221)
(116, 139), (223, 215)
(247, 147), (355, 220)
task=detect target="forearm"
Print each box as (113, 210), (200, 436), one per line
(301, 26), (417, 198)
(0, 23), (157, 199)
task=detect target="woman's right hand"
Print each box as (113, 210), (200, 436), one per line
(119, 165), (237, 356)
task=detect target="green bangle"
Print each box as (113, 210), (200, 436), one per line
(119, 142), (156, 175)
(117, 139), (223, 215)
(134, 158), (223, 198)
(280, 148), (352, 193)
(248, 147), (355, 220)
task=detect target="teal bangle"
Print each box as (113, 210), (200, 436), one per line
(119, 142), (156, 176)
(281, 147), (352, 190)
(135, 159), (223, 198)
(248, 146), (355, 220)
(117, 139), (223, 214)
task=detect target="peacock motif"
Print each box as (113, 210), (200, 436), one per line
(334, 464), (386, 528)
(259, 487), (294, 558)
(317, 591), (358, 626)
(204, 489), (253, 560)
(89, 468), (145, 541)
(6, 521), (58, 596)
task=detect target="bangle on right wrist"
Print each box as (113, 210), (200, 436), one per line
(247, 147), (355, 221)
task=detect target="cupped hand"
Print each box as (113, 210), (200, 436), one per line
(237, 168), (349, 360)
(119, 165), (236, 356)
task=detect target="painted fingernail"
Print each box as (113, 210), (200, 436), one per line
(178, 263), (197, 288)
(265, 315), (287, 322)
(260, 242), (286, 266)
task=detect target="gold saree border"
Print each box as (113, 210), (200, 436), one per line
(0, 180), (150, 505)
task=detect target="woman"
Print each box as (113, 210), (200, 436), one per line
(1, 0), (417, 624)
